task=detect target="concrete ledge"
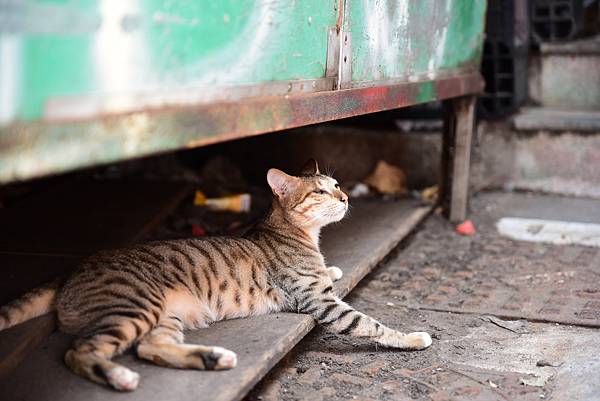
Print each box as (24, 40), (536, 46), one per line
(514, 107), (600, 132)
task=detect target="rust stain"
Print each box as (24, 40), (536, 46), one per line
(336, 0), (345, 33)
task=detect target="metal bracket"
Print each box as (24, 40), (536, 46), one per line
(338, 31), (352, 90)
(325, 26), (351, 90)
(325, 26), (340, 87)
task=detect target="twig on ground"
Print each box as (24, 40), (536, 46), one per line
(446, 365), (511, 401)
(395, 372), (440, 393)
(483, 315), (529, 334)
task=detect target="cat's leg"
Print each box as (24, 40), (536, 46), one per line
(65, 318), (144, 391)
(136, 315), (237, 370)
(326, 266), (343, 281)
(299, 290), (431, 350)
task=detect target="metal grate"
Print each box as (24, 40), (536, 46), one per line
(531, 0), (584, 42)
(479, 0), (529, 118)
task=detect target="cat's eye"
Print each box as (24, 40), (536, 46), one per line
(314, 189), (328, 195)
(334, 183), (340, 189)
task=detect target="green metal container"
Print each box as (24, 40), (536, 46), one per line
(0, 0), (487, 183)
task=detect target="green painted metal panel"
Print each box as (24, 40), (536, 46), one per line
(142, 1), (336, 84)
(345, 0), (487, 83)
(1, 0), (338, 122)
(21, 36), (94, 120)
(0, 0), (488, 184)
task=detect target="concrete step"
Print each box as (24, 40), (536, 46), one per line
(0, 199), (430, 401)
(532, 35), (600, 110)
(474, 120), (600, 200)
(513, 107), (600, 131)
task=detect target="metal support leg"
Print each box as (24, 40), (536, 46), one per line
(440, 95), (476, 223)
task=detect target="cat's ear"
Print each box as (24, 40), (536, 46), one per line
(267, 168), (299, 199)
(299, 158), (320, 175)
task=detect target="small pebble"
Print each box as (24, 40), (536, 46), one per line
(536, 360), (561, 367)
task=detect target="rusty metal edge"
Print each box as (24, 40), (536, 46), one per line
(0, 73), (483, 184)
(44, 78), (338, 122)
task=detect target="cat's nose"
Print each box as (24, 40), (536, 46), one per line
(339, 193), (348, 204)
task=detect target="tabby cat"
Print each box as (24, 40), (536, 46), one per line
(0, 159), (431, 391)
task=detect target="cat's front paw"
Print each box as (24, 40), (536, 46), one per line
(379, 331), (432, 350)
(327, 266), (343, 281)
(404, 332), (432, 350)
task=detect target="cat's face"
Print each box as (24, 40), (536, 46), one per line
(267, 160), (348, 230)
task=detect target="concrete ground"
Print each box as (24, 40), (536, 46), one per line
(246, 191), (600, 401)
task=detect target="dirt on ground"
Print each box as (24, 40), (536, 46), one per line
(245, 192), (600, 401)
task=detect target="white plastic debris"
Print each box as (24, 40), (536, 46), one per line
(348, 182), (370, 198)
(497, 217), (600, 248)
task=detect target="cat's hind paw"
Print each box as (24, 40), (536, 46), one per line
(327, 266), (343, 281)
(211, 347), (238, 370)
(404, 332), (432, 350)
(378, 331), (432, 350)
(106, 366), (140, 391)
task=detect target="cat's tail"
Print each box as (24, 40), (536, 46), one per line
(0, 276), (64, 331)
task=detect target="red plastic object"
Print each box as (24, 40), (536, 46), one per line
(456, 220), (476, 236)
(191, 224), (206, 237)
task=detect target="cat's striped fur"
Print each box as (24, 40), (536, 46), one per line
(0, 160), (431, 391)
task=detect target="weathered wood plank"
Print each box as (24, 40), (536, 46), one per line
(0, 199), (430, 401)
(441, 95), (476, 223)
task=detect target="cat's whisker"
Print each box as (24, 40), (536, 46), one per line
(324, 164), (336, 178)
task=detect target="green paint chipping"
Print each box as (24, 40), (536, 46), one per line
(408, 1), (441, 73)
(440, 0), (487, 69)
(347, 0), (487, 83)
